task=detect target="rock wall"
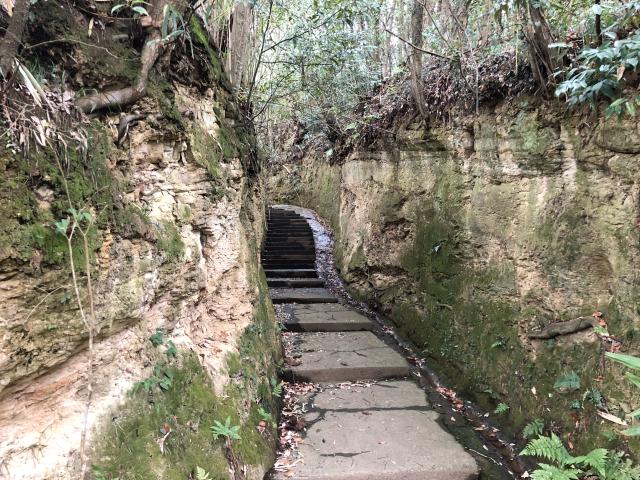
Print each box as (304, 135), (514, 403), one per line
(0, 36), (278, 480)
(269, 98), (640, 450)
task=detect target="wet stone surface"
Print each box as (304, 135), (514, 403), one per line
(263, 206), (479, 479)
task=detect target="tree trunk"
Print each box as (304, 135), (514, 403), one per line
(522, 1), (557, 95)
(409, 0), (426, 117)
(595, 0), (602, 46)
(0, 0), (30, 76)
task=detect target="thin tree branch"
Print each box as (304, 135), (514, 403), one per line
(384, 27), (452, 60)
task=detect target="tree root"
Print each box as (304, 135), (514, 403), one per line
(528, 316), (599, 340)
(75, 30), (162, 113)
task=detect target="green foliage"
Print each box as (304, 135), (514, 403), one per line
(211, 416), (241, 441)
(195, 467), (211, 480)
(258, 406), (276, 428)
(523, 418), (545, 439)
(605, 352), (640, 436)
(494, 402), (510, 415)
(149, 328), (165, 347)
(254, 0), (385, 135)
(270, 377), (283, 397)
(529, 464), (581, 480)
(522, 433), (572, 465)
(132, 363), (174, 393)
(556, 24), (640, 114)
(111, 0), (149, 17)
(165, 340), (177, 358)
(155, 221), (184, 262)
(521, 433), (640, 480)
(553, 372), (581, 392)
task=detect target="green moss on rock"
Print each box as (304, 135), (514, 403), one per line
(93, 259), (280, 479)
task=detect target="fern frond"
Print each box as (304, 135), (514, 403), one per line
(521, 433), (573, 466)
(523, 418), (545, 439)
(196, 466), (211, 480)
(603, 452), (640, 480)
(530, 463), (581, 480)
(571, 448), (608, 478)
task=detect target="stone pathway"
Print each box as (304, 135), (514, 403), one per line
(263, 207), (478, 480)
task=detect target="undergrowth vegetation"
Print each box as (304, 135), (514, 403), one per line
(92, 272), (280, 479)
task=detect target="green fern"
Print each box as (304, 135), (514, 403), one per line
(195, 467), (211, 480)
(523, 418), (545, 439)
(530, 464), (581, 480)
(603, 452), (640, 480)
(571, 448), (608, 478)
(494, 402), (510, 415)
(211, 416), (241, 441)
(521, 433), (573, 466)
(270, 377), (283, 397)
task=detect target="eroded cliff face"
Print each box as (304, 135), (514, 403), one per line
(269, 98), (640, 449)
(0, 51), (278, 480)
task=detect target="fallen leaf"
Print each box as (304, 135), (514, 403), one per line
(597, 411), (628, 426)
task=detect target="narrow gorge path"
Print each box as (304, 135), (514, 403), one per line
(262, 207), (478, 480)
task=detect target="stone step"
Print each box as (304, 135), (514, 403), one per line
(267, 211), (300, 216)
(265, 240), (315, 246)
(272, 381), (478, 480)
(270, 287), (337, 303)
(282, 331), (410, 382)
(267, 278), (325, 288)
(262, 246), (316, 257)
(263, 252), (316, 258)
(263, 258), (315, 264)
(262, 255), (316, 263)
(282, 303), (373, 331)
(267, 227), (313, 235)
(267, 221), (309, 226)
(264, 269), (317, 278)
(263, 262), (316, 269)
(267, 230), (312, 235)
(266, 233), (314, 239)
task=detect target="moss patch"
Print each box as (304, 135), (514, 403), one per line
(93, 264), (281, 479)
(156, 221), (185, 262)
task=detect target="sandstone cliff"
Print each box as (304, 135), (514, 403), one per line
(269, 98), (640, 450)
(0, 4), (279, 478)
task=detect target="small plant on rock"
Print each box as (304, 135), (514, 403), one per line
(258, 406), (276, 428)
(211, 416), (241, 441)
(270, 377), (283, 397)
(195, 466), (211, 480)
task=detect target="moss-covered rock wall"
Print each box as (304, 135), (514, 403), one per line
(0, 5), (277, 478)
(268, 98), (640, 453)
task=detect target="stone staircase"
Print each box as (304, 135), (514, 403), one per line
(263, 207), (478, 480)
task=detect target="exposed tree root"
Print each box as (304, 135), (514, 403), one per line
(528, 316), (599, 340)
(75, 30), (162, 113)
(0, 0), (30, 76)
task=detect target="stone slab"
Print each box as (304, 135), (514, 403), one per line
(270, 288), (337, 304)
(274, 381), (478, 480)
(283, 331), (409, 381)
(265, 269), (317, 278)
(284, 303), (373, 331)
(267, 278), (326, 288)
